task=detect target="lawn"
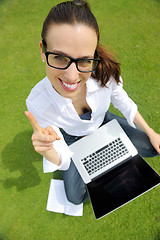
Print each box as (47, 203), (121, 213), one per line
(0, 0), (160, 239)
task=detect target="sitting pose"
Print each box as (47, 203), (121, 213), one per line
(25, 0), (160, 205)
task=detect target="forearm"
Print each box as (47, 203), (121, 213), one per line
(43, 148), (61, 166)
(133, 111), (155, 137)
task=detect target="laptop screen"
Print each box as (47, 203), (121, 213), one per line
(87, 155), (160, 219)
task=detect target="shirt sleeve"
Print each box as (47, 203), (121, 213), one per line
(110, 77), (138, 128)
(26, 102), (52, 128)
(43, 126), (73, 173)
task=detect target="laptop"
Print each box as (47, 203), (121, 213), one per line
(69, 119), (160, 219)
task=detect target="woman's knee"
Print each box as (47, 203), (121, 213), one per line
(63, 161), (88, 205)
(65, 189), (84, 205)
(64, 184), (88, 205)
(104, 111), (159, 158)
(124, 127), (158, 158)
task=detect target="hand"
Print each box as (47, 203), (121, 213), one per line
(148, 130), (160, 155)
(25, 111), (61, 156)
(134, 111), (160, 155)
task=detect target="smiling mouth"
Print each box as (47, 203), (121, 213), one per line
(59, 78), (81, 91)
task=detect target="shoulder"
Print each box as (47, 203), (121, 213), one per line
(27, 76), (48, 98)
(106, 76), (123, 88)
(26, 76), (51, 113)
(88, 76), (123, 89)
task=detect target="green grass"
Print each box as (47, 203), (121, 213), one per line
(0, 0), (160, 239)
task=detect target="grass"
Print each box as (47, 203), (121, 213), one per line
(0, 0), (160, 239)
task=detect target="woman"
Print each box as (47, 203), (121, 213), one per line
(25, 0), (160, 205)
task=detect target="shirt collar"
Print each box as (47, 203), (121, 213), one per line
(45, 76), (72, 112)
(45, 76), (100, 112)
(86, 77), (101, 93)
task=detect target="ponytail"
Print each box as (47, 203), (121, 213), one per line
(92, 44), (121, 87)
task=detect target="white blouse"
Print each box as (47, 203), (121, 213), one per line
(26, 76), (137, 172)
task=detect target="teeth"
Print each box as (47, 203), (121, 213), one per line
(62, 81), (78, 89)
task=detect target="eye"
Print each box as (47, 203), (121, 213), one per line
(48, 53), (70, 68)
(54, 55), (68, 62)
(79, 59), (92, 64)
(78, 59), (93, 67)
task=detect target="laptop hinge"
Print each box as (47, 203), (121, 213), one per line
(91, 155), (133, 182)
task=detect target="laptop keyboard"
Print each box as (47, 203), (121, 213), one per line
(81, 138), (129, 176)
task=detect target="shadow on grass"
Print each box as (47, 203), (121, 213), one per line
(0, 232), (11, 240)
(0, 0), (10, 6)
(1, 131), (42, 191)
(154, 230), (160, 240)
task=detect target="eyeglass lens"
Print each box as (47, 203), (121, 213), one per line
(47, 53), (99, 72)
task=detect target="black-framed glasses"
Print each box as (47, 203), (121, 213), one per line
(44, 50), (101, 73)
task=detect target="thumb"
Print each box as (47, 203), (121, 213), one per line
(44, 126), (61, 140)
(25, 111), (42, 133)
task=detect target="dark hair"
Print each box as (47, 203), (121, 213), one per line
(41, 0), (121, 87)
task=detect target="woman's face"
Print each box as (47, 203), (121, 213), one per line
(40, 24), (98, 99)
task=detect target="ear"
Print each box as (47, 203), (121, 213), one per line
(40, 41), (46, 62)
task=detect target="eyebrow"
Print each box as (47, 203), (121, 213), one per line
(49, 49), (94, 59)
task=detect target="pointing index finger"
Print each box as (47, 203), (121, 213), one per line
(25, 111), (41, 132)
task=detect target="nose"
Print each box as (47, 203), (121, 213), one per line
(63, 62), (79, 83)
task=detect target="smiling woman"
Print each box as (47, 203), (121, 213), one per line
(41, 24), (98, 98)
(25, 0), (160, 206)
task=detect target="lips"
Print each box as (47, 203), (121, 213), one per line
(59, 78), (81, 91)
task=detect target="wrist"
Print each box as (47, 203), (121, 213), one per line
(43, 148), (61, 166)
(146, 127), (155, 139)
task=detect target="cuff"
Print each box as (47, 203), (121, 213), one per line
(43, 126), (74, 173)
(43, 154), (71, 173)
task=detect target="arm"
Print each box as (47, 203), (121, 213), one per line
(25, 111), (61, 166)
(134, 111), (160, 154)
